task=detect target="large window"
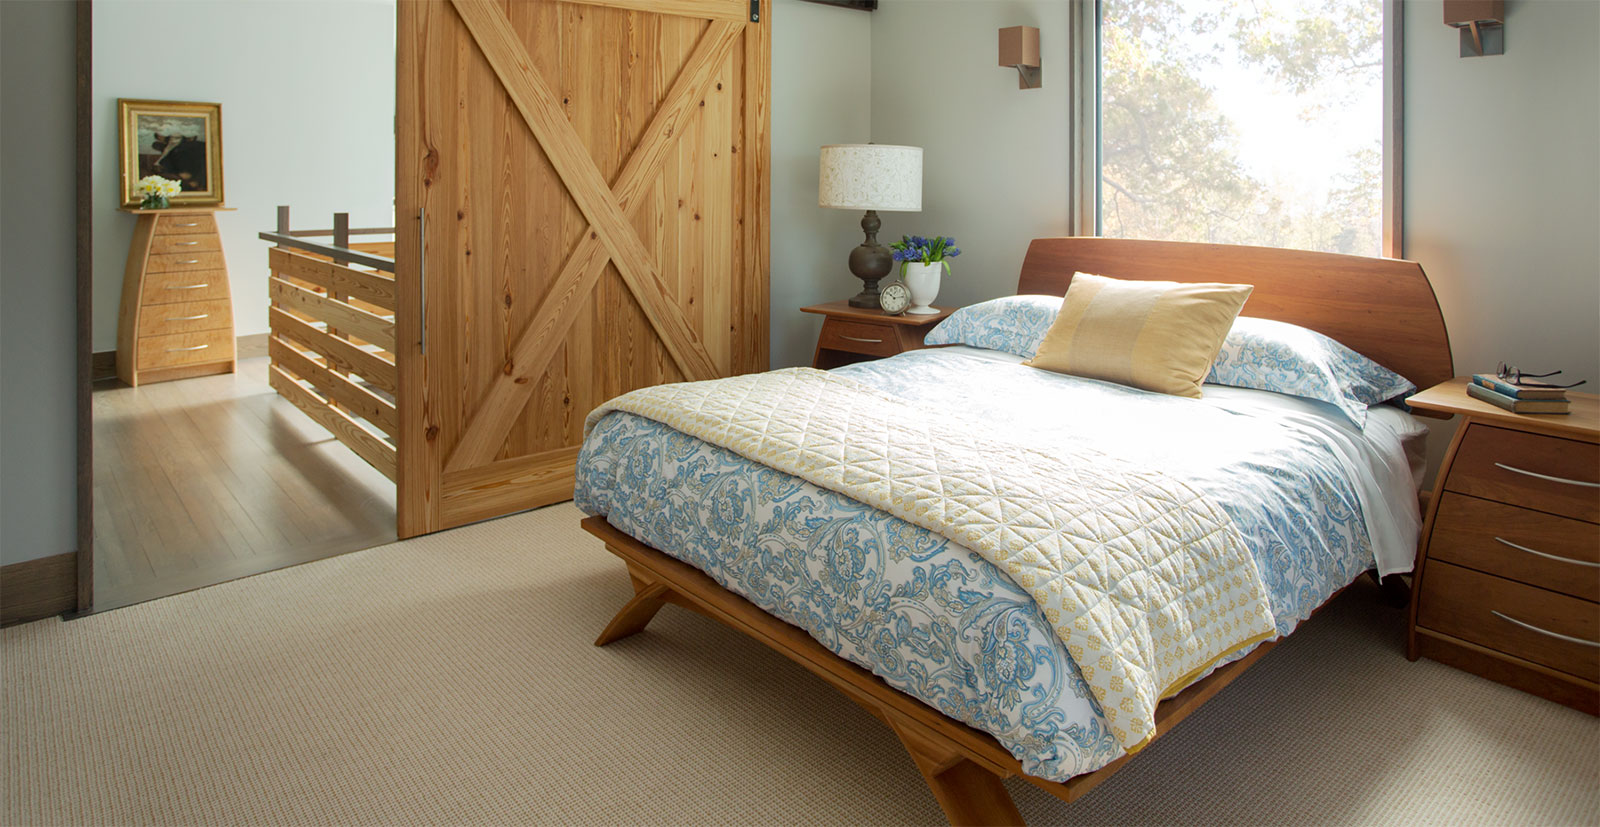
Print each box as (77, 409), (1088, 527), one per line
(1094, 0), (1387, 256)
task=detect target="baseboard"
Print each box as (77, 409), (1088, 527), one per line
(1, 552), (78, 626)
(94, 333), (269, 382)
(91, 350), (116, 381)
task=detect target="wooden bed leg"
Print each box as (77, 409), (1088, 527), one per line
(887, 710), (1025, 826)
(595, 561), (672, 646)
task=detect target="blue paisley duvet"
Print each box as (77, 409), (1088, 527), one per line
(575, 347), (1423, 781)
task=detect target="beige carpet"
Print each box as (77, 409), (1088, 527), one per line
(4, 503), (1596, 827)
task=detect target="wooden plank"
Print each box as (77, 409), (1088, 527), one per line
(269, 307), (397, 395)
(741, 9), (772, 374)
(395, 0), (445, 537)
(439, 447), (580, 528)
(269, 277), (395, 351)
(0, 552), (76, 626)
(269, 337), (399, 438)
(556, 0), (747, 22)
(268, 366), (396, 481)
(443, 17), (743, 473)
(450, 0), (720, 384)
(270, 247), (397, 311)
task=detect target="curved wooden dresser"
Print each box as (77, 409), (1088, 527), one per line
(116, 206), (236, 386)
(1407, 378), (1599, 714)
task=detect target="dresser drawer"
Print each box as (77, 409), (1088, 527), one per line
(1429, 493), (1599, 601)
(149, 232), (221, 256)
(1445, 424), (1600, 522)
(818, 319), (899, 358)
(141, 268), (230, 305)
(154, 214), (217, 236)
(1418, 561), (1599, 681)
(136, 298), (232, 338)
(136, 328), (234, 370)
(148, 251), (226, 274)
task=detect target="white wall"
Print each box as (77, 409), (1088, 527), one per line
(0, 0), (79, 566)
(1404, 0), (1600, 391)
(91, 0), (396, 352)
(770, 0), (875, 368)
(869, 0), (1072, 309)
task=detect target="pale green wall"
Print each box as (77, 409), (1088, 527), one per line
(771, 0), (875, 368)
(1, 0), (78, 566)
(869, 0), (1072, 310)
(1404, 0), (1599, 392)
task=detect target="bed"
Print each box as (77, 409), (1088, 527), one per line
(575, 237), (1453, 825)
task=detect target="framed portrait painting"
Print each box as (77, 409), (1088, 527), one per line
(117, 99), (224, 207)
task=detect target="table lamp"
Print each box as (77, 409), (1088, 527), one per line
(819, 144), (923, 308)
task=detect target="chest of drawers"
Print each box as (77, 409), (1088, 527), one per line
(1407, 378), (1599, 714)
(116, 207), (237, 386)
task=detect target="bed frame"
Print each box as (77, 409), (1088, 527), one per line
(583, 238), (1454, 825)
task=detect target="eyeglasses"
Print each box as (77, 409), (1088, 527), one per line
(1498, 362), (1587, 390)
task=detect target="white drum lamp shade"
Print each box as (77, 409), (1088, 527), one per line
(818, 144), (923, 211)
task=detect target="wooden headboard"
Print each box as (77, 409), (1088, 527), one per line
(1017, 237), (1454, 391)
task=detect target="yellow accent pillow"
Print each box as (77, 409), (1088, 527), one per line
(1023, 272), (1252, 398)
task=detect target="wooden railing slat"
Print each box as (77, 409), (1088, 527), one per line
(269, 247), (397, 311)
(269, 308), (397, 395)
(269, 337), (398, 438)
(268, 365), (397, 481)
(269, 277), (395, 350)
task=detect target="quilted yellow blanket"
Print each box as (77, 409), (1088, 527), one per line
(586, 368), (1278, 752)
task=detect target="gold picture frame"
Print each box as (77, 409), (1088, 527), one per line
(117, 98), (224, 207)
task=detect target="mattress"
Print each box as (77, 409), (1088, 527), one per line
(575, 346), (1425, 781)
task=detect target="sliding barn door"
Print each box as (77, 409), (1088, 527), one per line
(396, 0), (770, 536)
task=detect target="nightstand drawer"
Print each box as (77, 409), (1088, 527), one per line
(137, 299), (233, 338)
(1418, 561), (1599, 682)
(1445, 424), (1600, 522)
(1430, 493), (1600, 601)
(136, 328), (234, 371)
(819, 319), (899, 358)
(154, 214), (217, 236)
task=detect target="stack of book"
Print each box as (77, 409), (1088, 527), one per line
(1468, 374), (1572, 415)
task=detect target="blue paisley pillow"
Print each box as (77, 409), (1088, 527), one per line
(924, 294), (1064, 358)
(1206, 316), (1415, 426)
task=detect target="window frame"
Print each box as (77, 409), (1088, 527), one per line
(1068, 0), (1403, 259)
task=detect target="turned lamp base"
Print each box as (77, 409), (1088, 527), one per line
(847, 209), (894, 308)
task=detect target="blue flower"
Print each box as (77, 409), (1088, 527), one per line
(947, 247), (961, 257)
(910, 235), (926, 247)
(891, 249), (906, 262)
(945, 236), (956, 245)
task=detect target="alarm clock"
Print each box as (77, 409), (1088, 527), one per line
(878, 282), (911, 315)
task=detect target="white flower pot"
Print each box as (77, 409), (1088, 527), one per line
(902, 262), (942, 315)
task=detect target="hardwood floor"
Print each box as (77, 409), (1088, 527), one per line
(93, 356), (395, 611)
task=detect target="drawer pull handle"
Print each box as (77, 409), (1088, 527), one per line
(1494, 536), (1600, 569)
(1492, 462), (1600, 489)
(175, 222), (200, 227)
(166, 344), (210, 352)
(166, 313), (211, 321)
(175, 240), (201, 246)
(1491, 610), (1600, 648)
(839, 335), (883, 344)
(166, 283), (210, 290)
(180, 259), (201, 265)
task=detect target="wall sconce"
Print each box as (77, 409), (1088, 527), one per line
(998, 26), (1040, 89)
(1444, 0), (1504, 57)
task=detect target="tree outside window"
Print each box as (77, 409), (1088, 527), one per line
(1100, 0), (1384, 256)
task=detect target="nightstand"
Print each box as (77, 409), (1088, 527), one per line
(801, 300), (954, 370)
(1407, 377), (1599, 714)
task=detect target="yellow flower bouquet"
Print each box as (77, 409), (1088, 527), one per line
(135, 175), (182, 209)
